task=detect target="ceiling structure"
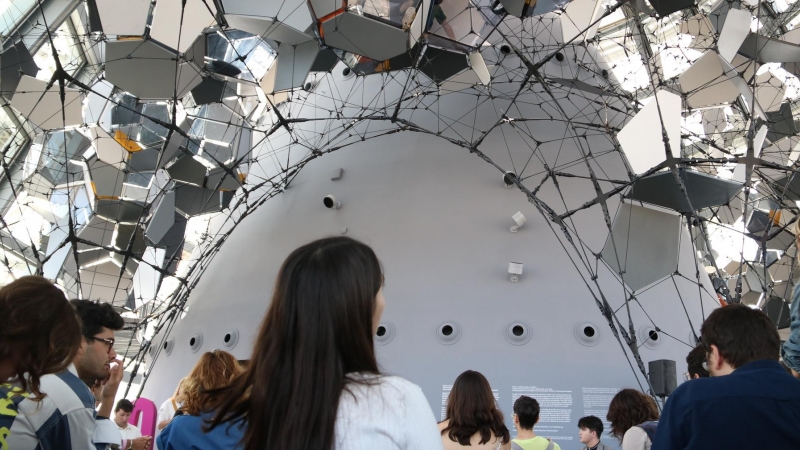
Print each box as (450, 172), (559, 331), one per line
(1, 0), (800, 394)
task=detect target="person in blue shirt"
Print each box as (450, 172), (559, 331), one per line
(156, 351), (243, 450)
(651, 304), (800, 450)
(781, 223), (800, 378)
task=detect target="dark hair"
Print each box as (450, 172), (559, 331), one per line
(209, 237), (384, 450)
(70, 299), (124, 339)
(513, 395), (540, 430)
(578, 416), (604, 437)
(0, 276), (82, 399)
(115, 399), (134, 413)
(441, 370), (510, 446)
(700, 304), (780, 368)
(183, 351), (242, 415)
(686, 344), (709, 378)
(606, 389), (659, 441)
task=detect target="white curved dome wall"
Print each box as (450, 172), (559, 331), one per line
(144, 129), (716, 448)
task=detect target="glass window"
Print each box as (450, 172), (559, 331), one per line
(0, 107), (27, 170)
(33, 19), (85, 81)
(0, 0), (36, 38)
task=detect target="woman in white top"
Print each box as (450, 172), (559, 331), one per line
(606, 389), (660, 450)
(208, 237), (444, 450)
(156, 377), (186, 431)
(439, 370), (511, 450)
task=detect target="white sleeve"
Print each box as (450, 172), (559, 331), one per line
(401, 384), (445, 450)
(621, 427), (651, 450)
(156, 401), (169, 423)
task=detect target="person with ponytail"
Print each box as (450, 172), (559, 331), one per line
(208, 236), (443, 450)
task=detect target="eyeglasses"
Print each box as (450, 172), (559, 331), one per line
(91, 336), (115, 353)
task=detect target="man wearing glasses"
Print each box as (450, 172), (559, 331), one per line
(70, 299), (126, 449)
(651, 304), (800, 449)
(681, 344), (709, 381)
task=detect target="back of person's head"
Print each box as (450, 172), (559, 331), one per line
(512, 395), (540, 430)
(210, 236), (385, 450)
(115, 398), (134, 413)
(182, 350), (241, 415)
(606, 389), (659, 441)
(686, 344), (709, 378)
(578, 415), (603, 439)
(0, 276), (82, 399)
(70, 299), (124, 339)
(700, 303), (780, 368)
(442, 370), (510, 446)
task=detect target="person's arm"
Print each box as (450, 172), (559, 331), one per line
(782, 283), (800, 375)
(37, 407), (97, 450)
(96, 358), (124, 418)
(156, 417), (181, 450)
(130, 436), (152, 450)
(650, 391), (687, 450)
(442, 22), (456, 40)
(402, 383), (445, 450)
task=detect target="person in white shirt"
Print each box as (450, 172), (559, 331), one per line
(205, 237), (444, 450)
(114, 399), (151, 450)
(606, 389), (659, 450)
(156, 377), (186, 431)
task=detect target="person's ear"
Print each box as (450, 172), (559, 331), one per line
(710, 344), (723, 370)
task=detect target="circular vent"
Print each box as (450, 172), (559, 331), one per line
(374, 322), (395, 346)
(222, 329), (239, 350)
(163, 338), (175, 356)
(436, 321), (461, 345)
(340, 66), (354, 80)
(639, 326), (662, 350)
(504, 322), (531, 345)
(555, 52), (566, 63)
(499, 44), (511, 55)
(503, 171), (517, 187)
(574, 322), (601, 347)
(189, 333), (203, 353)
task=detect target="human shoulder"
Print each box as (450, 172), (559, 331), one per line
(37, 369), (95, 414)
(622, 426), (650, 449)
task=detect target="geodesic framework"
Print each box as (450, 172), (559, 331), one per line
(1, 0), (799, 395)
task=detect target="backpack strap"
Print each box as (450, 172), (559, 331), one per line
(546, 440), (554, 450)
(511, 442), (526, 450)
(636, 420), (659, 442)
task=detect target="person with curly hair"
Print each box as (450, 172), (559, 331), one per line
(439, 370), (510, 450)
(157, 350), (243, 449)
(606, 389), (659, 450)
(0, 276), (88, 449)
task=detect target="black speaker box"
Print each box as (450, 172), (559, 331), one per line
(649, 359), (678, 396)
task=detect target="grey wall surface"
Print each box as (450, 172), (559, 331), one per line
(142, 130), (717, 449)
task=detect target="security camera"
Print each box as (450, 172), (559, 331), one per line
(323, 195), (340, 209)
(508, 262), (523, 282)
(503, 171), (517, 188)
(510, 211), (527, 233)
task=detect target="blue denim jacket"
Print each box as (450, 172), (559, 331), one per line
(781, 282), (800, 372)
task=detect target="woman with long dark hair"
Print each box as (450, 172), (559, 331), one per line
(439, 370), (510, 450)
(606, 389), (659, 450)
(209, 236), (443, 450)
(157, 350), (243, 449)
